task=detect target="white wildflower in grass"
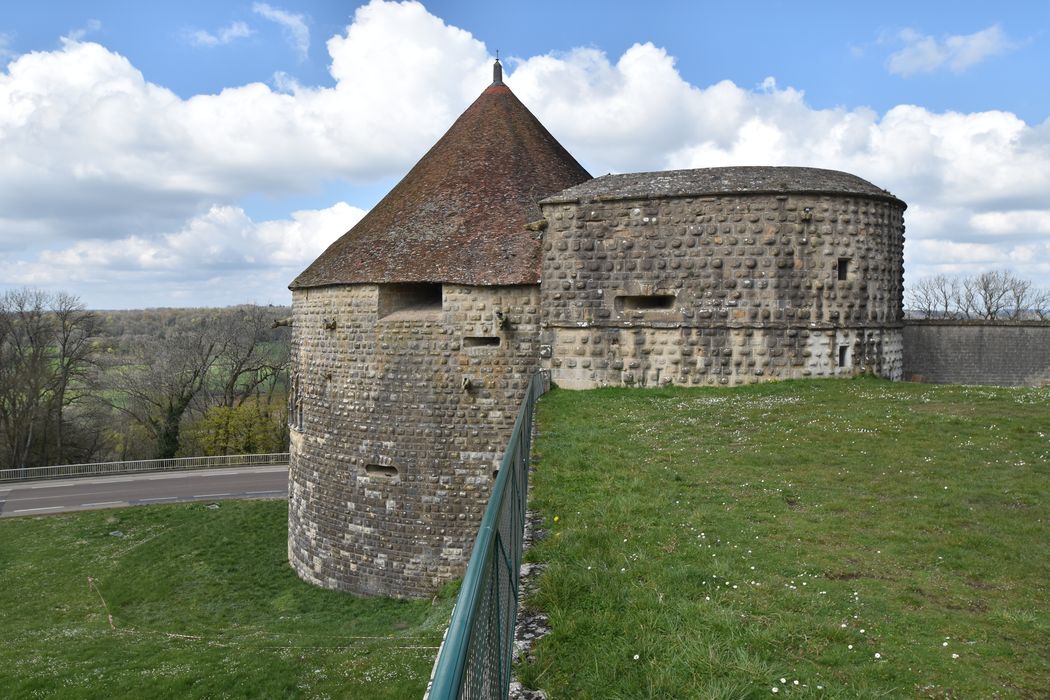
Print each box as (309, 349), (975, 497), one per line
(874, 653), (881, 659)
(952, 653), (959, 659)
(780, 678), (786, 683)
(793, 680), (799, 685)
(942, 641), (948, 647)
(772, 688), (779, 694)
(633, 654), (639, 660)
(848, 645), (853, 650)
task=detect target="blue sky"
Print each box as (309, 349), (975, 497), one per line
(1, 0), (1048, 308)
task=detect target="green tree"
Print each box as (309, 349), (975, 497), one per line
(187, 395), (287, 456)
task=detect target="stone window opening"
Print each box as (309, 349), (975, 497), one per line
(837, 258), (850, 281)
(838, 345), (849, 368)
(463, 336), (501, 349)
(615, 294), (677, 312)
(364, 463), (399, 480)
(378, 283), (442, 319)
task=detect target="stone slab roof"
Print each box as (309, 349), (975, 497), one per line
(291, 77), (591, 290)
(542, 166), (904, 207)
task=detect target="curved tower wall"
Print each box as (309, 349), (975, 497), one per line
(538, 192), (906, 388)
(288, 283), (540, 597)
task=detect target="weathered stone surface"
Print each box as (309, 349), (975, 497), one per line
(538, 189), (906, 387)
(288, 284), (541, 598)
(903, 320), (1050, 386)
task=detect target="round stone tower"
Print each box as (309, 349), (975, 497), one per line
(537, 167), (907, 387)
(287, 62), (590, 598)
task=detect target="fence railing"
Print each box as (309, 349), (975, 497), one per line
(0, 452), (290, 484)
(426, 371), (549, 700)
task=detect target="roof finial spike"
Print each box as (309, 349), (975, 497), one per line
(492, 52), (503, 86)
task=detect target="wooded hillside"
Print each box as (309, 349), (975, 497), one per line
(0, 290), (292, 470)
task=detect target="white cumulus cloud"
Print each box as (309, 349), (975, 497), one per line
(252, 3), (310, 60)
(0, 1), (490, 247)
(1, 0), (1048, 307)
(3, 202), (365, 307)
(189, 21), (253, 47)
(887, 25), (1014, 76)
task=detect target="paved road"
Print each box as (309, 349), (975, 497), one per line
(0, 466), (289, 518)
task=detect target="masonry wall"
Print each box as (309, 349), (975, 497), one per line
(538, 192), (906, 388)
(288, 283), (541, 598)
(902, 321), (1050, 387)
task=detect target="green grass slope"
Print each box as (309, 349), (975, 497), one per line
(522, 378), (1049, 699)
(0, 501), (453, 698)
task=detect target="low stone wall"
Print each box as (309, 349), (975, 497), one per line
(902, 320), (1050, 387)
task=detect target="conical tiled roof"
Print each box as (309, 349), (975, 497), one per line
(291, 68), (591, 289)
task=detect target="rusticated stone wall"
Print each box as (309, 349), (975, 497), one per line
(903, 320), (1050, 387)
(538, 193), (906, 388)
(288, 283), (541, 598)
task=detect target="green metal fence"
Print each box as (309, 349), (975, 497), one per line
(426, 371), (549, 700)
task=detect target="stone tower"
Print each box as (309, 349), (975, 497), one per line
(287, 61), (590, 598)
(288, 61), (908, 600)
(537, 167), (907, 387)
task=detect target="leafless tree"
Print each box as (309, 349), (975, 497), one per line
(0, 289), (99, 469)
(212, 305), (289, 408)
(46, 293), (101, 462)
(102, 314), (226, 459)
(968, 270), (1012, 319)
(907, 274), (960, 318)
(1032, 289), (1050, 321)
(1003, 274), (1048, 320)
(908, 270), (1049, 320)
(99, 305), (292, 458)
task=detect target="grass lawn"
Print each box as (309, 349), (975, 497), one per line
(0, 500), (454, 699)
(521, 377), (1049, 699)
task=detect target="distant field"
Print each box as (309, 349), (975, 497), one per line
(0, 501), (453, 698)
(522, 378), (1049, 699)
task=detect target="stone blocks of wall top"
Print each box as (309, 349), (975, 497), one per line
(288, 283), (540, 598)
(539, 193), (905, 388)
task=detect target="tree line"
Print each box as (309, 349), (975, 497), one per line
(906, 270), (1049, 321)
(0, 289), (291, 471)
